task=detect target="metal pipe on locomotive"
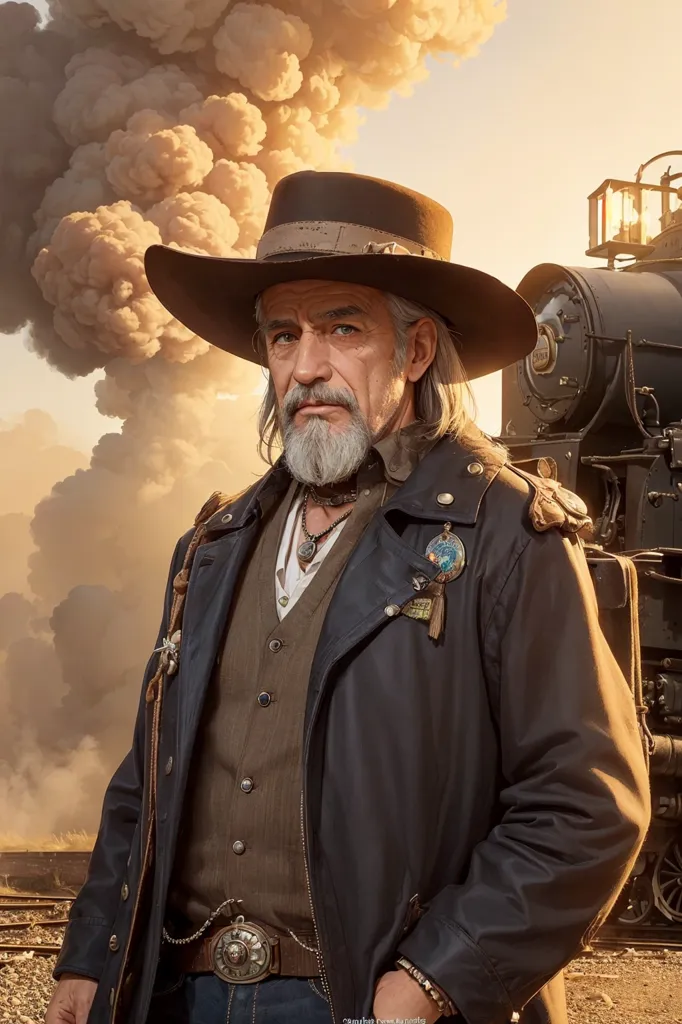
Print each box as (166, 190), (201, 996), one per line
(499, 152), (682, 929)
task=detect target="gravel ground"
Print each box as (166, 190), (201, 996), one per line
(565, 947), (682, 1024)
(0, 907), (680, 1023)
(0, 902), (68, 1024)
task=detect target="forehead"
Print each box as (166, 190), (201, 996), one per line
(260, 279), (386, 318)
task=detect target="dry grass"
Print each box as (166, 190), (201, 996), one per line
(0, 832), (94, 853)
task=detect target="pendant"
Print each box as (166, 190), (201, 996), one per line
(298, 539), (317, 563)
(425, 523), (466, 583)
(422, 524), (466, 641)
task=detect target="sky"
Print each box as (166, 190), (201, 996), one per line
(2, 0), (681, 450)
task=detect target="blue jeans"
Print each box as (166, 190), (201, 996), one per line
(147, 972), (334, 1024)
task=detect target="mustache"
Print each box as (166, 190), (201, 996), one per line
(280, 383), (360, 420)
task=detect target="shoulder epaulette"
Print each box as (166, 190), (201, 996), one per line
(508, 465), (592, 536)
(193, 489), (235, 527)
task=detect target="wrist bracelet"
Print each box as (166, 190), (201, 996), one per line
(395, 956), (456, 1016)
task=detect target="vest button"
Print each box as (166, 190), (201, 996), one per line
(268, 638), (283, 652)
(232, 840), (246, 855)
(121, 882), (129, 901)
(437, 492), (455, 506)
(257, 691), (272, 706)
(385, 604), (400, 617)
(221, 513), (233, 524)
(165, 756), (173, 775)
(240, 777), (254, 793)
(467, 461), (484, 476)
(109, 988), (115, 1007)
(109, 934), (120, 952)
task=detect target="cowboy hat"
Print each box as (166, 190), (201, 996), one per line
(144, 170), (538, 380)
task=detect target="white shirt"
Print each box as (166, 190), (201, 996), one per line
(275, 488), (348, 620)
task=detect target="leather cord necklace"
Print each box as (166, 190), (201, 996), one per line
(308, 485), (357, 507)
(297, 488), (355, 563)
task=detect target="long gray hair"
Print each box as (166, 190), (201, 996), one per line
(254, 291), (491, 466)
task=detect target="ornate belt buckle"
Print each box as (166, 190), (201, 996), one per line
(211, 916), (273, 984)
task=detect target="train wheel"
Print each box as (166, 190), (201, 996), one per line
(616, 872), (654, 925)
(652, 836), (682, 922)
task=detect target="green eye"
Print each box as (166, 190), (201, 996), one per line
(333, 324), (357, 336)
(273, 331), (296, 345)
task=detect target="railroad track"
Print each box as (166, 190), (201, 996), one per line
(0, 902), (70, 911)
(0, 919), (69, 931)
(0, 851), (90, 895)
(0, 942), (63, 957)
(592, 924), (682, 951)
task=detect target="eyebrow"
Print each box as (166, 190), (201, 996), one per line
(316, 305), (367, 321)
(262, 305), (368, 334)
(262, 317), (298, 333)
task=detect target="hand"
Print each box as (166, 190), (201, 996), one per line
(373, 968), (442, 1023)
(45, 974), (98, 1024)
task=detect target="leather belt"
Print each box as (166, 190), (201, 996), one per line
(165, 916), (320, 984)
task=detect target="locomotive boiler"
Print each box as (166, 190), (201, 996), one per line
(500, 151), (682, 930)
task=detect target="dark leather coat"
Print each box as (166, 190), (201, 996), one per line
(54, 436), (650, 1024)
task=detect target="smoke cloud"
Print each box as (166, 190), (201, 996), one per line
(0, 0), (506, 838)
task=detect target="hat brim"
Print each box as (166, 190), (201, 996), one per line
(144, 245), (538, 380)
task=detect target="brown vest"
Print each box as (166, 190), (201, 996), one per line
(169, 471), (388, 936)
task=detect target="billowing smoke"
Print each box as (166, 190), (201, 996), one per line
(0, 0), (506, 838)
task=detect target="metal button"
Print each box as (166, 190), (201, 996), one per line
(278, 595), (289, 607)
(121, 882), (129, 901)
(240, 777), (254, 793)
(385, 604), (400, 617)
(165, 756), (173, 775)
(257, 691), (272, 706)
(437, 492), (455, 506)
(221, 513), (233, 524)
(363, 489), (371, 497)
(232, 840), (246, 855)
(109, 934), (120, 952)
(109, 988), (115, 1007)
(467, 461), (483, 476)
(412, 574), (430, 592)
(268, 638), (283, 652)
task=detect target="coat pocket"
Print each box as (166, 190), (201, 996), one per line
(399, 893), (423, 938)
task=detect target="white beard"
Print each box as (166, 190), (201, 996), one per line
(280, 383), (373, 486)
(283, 411), (372, 486)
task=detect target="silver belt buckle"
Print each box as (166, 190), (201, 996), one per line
(212, 916), (273, 984)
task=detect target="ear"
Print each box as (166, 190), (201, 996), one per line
(405, 318), (438, 383)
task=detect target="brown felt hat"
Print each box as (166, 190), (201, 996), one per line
(144, 171), (538, 380)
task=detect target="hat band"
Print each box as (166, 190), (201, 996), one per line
(256, 220), (445, 262)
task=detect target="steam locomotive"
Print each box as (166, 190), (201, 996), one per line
(500, 152), (682, 930)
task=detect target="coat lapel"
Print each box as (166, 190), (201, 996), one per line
(304, 435), (507, 736)
(304, 513), (441, 737)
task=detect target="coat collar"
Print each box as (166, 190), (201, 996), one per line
(202, 460), (290, 534)
(382, 433), (507, 524)
(201, 431), (506, 535)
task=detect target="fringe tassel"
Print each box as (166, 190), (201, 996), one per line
(428, 582), (445, 641)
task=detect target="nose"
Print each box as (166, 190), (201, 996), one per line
(292, 329), (332, 387)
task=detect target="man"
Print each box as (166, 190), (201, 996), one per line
(46, 171), (650, 1024)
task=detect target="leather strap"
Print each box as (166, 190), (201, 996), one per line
(165, 920), (320, 978)
(256, 220), (444, 261)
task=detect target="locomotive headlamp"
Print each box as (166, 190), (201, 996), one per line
(587, 177), (678, 265)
